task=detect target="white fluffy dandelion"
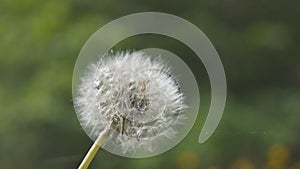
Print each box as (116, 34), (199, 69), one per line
(75, 51), (187, 168)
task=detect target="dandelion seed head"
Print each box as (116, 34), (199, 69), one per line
(74, 51), (187, 154)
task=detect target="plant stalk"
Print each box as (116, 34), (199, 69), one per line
(78, 129), (108, 169)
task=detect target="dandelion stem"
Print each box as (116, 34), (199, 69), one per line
(78, 129), (108, 169)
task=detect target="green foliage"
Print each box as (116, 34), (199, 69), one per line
(0, 0), (299, 168)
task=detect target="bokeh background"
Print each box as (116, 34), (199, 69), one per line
(1, 0), (300, 169)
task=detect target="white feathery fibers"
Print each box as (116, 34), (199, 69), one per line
(74, 51), (187, 153)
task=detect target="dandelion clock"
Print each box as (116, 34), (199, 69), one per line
(72, 15), (201, 169)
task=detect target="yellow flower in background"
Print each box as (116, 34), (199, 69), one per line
(230, 157), (255, 169)
(177, 151), (200, 169)
(263, 144), (290, 169)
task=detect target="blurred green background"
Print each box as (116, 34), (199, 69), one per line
(1, 0), (299, 169)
